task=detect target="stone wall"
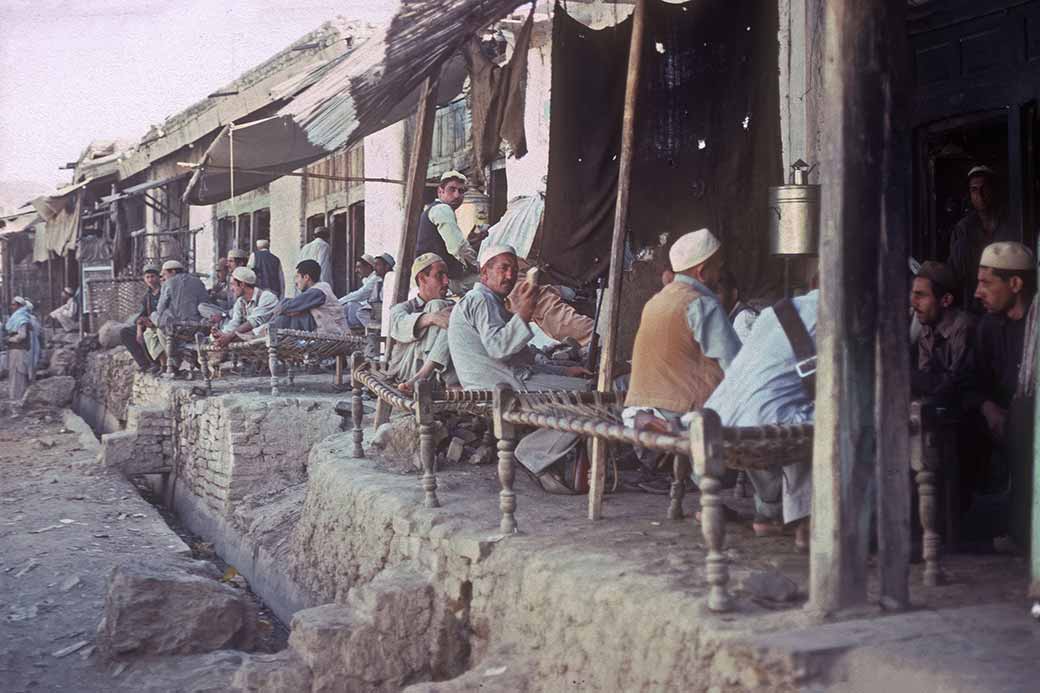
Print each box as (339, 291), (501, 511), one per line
(75, 348), (137, 433)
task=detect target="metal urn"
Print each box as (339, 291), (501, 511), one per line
(768, 159), (820, 256)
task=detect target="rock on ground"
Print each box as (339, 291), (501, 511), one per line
(96, 557), (258, 659)
(97, 320), (126, 349)
(289, 567), (437, 692)
(21, 375), (76, 408)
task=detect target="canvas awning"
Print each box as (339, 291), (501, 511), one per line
(30, 182), (88, 261)
(0, 207), (41, 237)
(184, 0), (526, 205)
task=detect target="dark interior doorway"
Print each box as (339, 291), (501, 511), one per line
(914, 110), (1009, 262)
(330, 211), (349, 296)
(349, 202), (365, 291)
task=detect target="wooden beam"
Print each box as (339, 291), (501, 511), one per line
(588, 0), (647, 521)
(375, 72), (440, 428)
(810, 0), (906, 614)
(875, 0), (912, 610)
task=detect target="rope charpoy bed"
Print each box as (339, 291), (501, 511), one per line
(196, 327), (366, 396)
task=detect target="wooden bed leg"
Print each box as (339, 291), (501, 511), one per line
(267, 328), (279, 397)
(668, 455), (687, 520)
(195, 334), (212, 395)
(910, 402), (943, 586)
(690, 410), (731, 612)
(415, 380), (439, 508)
(733, 470), (750, 498)
(287, 363), (295, 387)
(335, 355), (344, 388)
(164, 330), (176, 379)
(493, 384), (518, 534)
(350, 353), (365, 458)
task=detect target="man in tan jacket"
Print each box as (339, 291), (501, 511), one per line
(622, 228), (741, 491)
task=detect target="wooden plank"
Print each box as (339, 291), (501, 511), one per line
(810, 0), (906, 614)
(588, 0), (647, 521)
(875, 0), (912, 611)
(374, 72), (440, 429)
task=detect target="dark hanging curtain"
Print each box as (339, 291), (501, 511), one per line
(536, 0), (782, 295)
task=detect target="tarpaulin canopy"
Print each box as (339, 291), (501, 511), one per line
(31, 182), (88, 261)
(0, 207), (41, 238)
(184, 0), (528, 206)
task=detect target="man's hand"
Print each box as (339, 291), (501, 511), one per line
(981, 401), (1007, 440)
(563, 366), (593, 378)
(419, 307), (452, 331)
(398, 380), (414, 396)
(634, 411), (673, 434)
(214, 331), (235, 349)
(511, 281), (537, 323)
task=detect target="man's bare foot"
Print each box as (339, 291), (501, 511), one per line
(752, 520), (783, 537)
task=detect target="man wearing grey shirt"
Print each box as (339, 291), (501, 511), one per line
(448, 243), (591, 493)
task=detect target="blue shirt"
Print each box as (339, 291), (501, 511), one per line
(703, 290), (818, 427)
(673, 274), (742, 371)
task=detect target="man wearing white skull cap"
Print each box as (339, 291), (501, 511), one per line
(964, 240), (1036, 547)
(448, 244), (592, 493)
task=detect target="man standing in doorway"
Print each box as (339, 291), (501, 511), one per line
(298, 226), (332, 286)
(947, 166), (1016, 311)
(249, 239), (284, 297)
(416, 171), (480, 294)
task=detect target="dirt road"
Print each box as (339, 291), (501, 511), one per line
(0, 406), (192, 692)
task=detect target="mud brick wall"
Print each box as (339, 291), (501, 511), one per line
(75, 349), (137, 431)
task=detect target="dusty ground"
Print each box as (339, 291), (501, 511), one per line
(0, 406), (281, 693)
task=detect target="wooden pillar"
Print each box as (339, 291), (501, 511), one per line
(588, 0), (647, 521)
(375, 72), (440, 429)
(810, 0), (908, 614)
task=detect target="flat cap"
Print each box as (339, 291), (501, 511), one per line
(142, 263), (161, 274)
(440, 170), (467, 185)
(378, 253), (396, 269)
(161, 260), (184, 272)
(478, 243), (516, 269)
(980, 241), (1035, 271)
(412, 252), (444, 280)
(231, 266), (257, 285)
(227, 248), (248, 260)
(915, 260), (956, 293)
(670, 228), (721, 272)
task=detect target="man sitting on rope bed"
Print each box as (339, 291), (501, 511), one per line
(268, 259), (350, 335)
(621, 228), (742, 494)
(387, 252), (456, 394)
(203, 266), (279, 374)
(448, 243), (592, 493)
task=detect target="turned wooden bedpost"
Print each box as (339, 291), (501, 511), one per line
(164, 328), (176, 379)
(195, 333), (212, 395)
(493, 384), (518, 534)
(910, 401), (943, 586)
(267, 327), (279, 396)
(415, 379), (439, 509)
(690, 409), (730, 612)
(668, 455), (688, 521)
(350, 352), (365, 458)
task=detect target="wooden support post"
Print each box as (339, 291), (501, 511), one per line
(493, 384), (519, 534)
(376, 72), (440, 430)
(1032, 325), (1040, 601)
(810, 1), (908, 614)
(415, 379), (439, 508)
(589, 0), (647, 521)
(690, 409), (730, 612)
(350, 352), (365, 458)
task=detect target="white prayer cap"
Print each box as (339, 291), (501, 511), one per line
(669, 228), (721, 272)
(12, 295), (27, 306)
(478, 243), (516, 269)
(227, 248), (248, 260)
(358, 253), (376, 267)
(440, 170), (467, 185)
(161, 260), (184, 272)
(412, 252), (444, 281)
(256, 239), (270, 249)
(231, 266), (257, 285)
(967, 165), (995, 180)
(980, 242), (1035, 271)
